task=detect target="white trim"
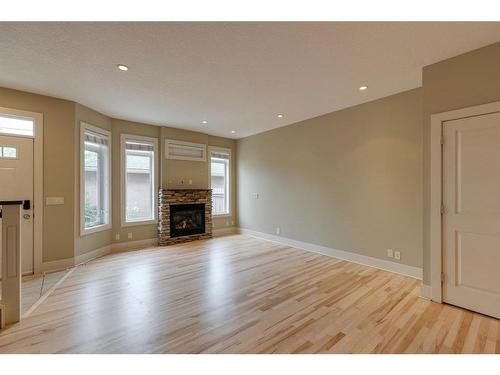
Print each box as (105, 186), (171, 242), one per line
(239, 228), (423, 279)
(120, 134), (159, 228)
(429, 100), (500, 303)
(212, 226), (238, 237)
(80, 122), (112, 236)
(0, 106), (43, 275)
(208, 146), (232, 216)
(165, 139), (206, 161)
(421, 284), (432, 300)
(22, 267), (76, 319)
(74, 245), (112, 265)
(111, 238), (158, 253)
(40, 257), (74, 274)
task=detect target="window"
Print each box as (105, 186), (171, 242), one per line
(165, 139), (206, 161)
(0, 145), (17, 159)
(121, 135), (158, 225)
(80, 123), (111, 234)
(210, 148), (231, 216)
(0, 114), (34, 137)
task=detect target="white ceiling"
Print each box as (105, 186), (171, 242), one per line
(1, 22), (500, 139)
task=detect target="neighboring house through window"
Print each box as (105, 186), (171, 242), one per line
(81, 122), (111, 235)
(210, 147), (231, 216)
(121, 134), (158, 226)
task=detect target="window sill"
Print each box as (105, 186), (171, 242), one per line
(81, 223), (112, 236)
(212, 213), (232, 218)
(122, 219), (157, 227)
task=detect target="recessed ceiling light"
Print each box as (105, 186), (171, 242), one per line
(277, 114), (284, 118)
(202, 120), (208, 124)
(359, 85), (368, 91)
(117, 64), (129, 71)
(231, 130), (236, 134)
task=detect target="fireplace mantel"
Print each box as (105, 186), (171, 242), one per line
(158, 189), (212, 246)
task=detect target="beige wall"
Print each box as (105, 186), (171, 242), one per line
(422, 41), (500, 284)
(1, 86), (236, 265)
(0, 87), (75, 262)
(237, 88), (423, 268)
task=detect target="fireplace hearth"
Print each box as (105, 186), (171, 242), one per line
(170, 203), (205, 238)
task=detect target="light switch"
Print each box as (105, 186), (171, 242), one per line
(46, 197), (65, 205)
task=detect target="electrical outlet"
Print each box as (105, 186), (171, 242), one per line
(115, 234), (120, 241)
(387, 249), (394, 258)
(276, 227), (281, 235)
(394, 251), (401, 260)
(127, 233), (133, 240)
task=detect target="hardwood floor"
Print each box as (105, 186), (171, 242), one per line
(0, 234), (499, 354)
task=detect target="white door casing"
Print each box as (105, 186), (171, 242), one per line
(442, 112), (500, 319)
(0, 135), (34, 275)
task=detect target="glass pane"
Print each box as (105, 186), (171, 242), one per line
(0, 115), (34, 136)
(126, 151), (153, 221)
(211, 159), (228, 214)
(2, 146), (17, 158)
(84, 148), (101, 228)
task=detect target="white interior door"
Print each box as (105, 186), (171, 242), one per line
(443, 111), (500, 319)
(0, 135), (34, 275)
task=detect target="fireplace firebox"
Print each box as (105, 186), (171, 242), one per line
(169, 203), (206, 238)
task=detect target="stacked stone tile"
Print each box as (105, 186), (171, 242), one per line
(158, 189), (212, 246)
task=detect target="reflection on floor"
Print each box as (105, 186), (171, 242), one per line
(0, 269), (71, 316)
(1, 235), (499, 353)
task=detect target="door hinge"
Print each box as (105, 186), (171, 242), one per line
(440, 204), (445, 215)
(440, 135), (444, 145)
(441, 272), (445, 285)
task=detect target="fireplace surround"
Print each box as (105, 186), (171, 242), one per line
(158, 189), (212, 245)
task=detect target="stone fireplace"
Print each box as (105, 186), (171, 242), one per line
(158, 189), (212, 245)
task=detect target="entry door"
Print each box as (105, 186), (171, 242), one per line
(0, 135), (34, 275)
(443, 112), (500, 319)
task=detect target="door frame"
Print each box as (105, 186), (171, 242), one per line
(0, 106), (43, 275)
(430, 100), (500, 303)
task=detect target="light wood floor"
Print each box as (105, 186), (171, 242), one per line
(1, 269), (70, 316)
(0, 234), (499, 354)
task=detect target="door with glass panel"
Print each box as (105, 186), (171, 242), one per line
(0, 114), (35, 275)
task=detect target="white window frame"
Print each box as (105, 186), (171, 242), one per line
(80, 122), (112, 236)
(208, 146), (232, 217)
(165, 139), (207, 161)
(121, 134), (158, 227)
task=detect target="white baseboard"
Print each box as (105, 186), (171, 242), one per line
(40, 257), (74, 274)
(238, 228), (423, 280)
(39, 238), (158, 274)
(213, 227), (239, 237)
(420, 284), (432, 300)
(111, 238), (158, 253)
(75, 245), (112, 266)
